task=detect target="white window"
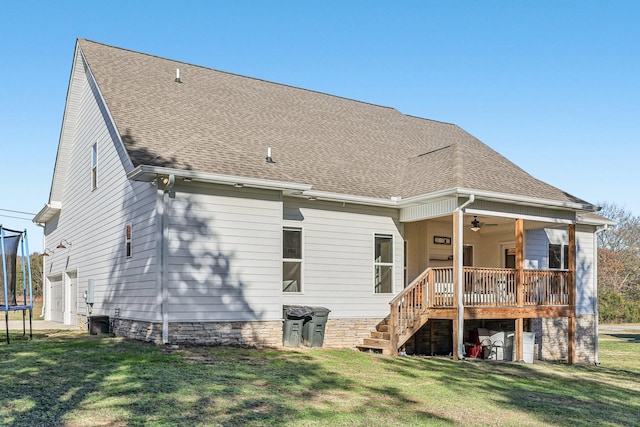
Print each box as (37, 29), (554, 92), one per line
(374, 234), (393, 293)
(283, 227), (302, 292)
(125, 224), (132, 258)
(91, 142), (98, 191)
(548, 244), (569, 269)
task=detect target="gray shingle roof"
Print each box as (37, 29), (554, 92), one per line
(78, 39), (590, 205)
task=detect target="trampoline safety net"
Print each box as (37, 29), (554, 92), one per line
(1, 227), (27, 307)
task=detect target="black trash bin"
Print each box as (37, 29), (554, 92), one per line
(302, 306), (331, 347)
(89, 315), (110, 335)
(282, 305), (312, 347)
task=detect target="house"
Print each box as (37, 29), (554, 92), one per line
(34, 39), (611, 364)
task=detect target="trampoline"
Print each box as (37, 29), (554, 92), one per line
(0, 225), (33, 344)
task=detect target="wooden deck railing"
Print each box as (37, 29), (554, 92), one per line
(388, 266), (570, 353)
(463, 267), (517, 306)
(522, 270), (570, 305)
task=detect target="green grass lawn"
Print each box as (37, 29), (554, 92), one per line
(0, 329), (638, 427)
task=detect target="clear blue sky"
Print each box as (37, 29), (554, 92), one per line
(1, 1), (638, 252)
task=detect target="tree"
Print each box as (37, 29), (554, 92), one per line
(13, 253), (43, 299)
(597, 202), (640, 321)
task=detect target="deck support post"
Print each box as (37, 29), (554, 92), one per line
(515, 317), (523, 361)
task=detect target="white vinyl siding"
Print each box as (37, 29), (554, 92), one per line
(281, 198), (403, 318)
(166, 183), (282, 322)
(43, 55), (158, 324)
(526, 227), (597, 315)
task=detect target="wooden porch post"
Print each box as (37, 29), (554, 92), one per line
(568, 223), (576, 364)
(515, 218), (524, 361)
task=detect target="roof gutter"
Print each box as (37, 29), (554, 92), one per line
(127, 165), (312, 193)
(399, 188), (599, 212)
(128, 166), (599, 212)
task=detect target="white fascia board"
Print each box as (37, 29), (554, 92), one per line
(576, 214), (616, 227)
(399, 188), (599, 212)
(464, 208), (574, 225)
(33, 201), (62, 224)
(127, 165), (312, 193)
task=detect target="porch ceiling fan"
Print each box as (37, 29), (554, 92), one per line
(469, 216), (498, 232)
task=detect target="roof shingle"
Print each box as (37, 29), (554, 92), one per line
(78, 39), (590, 206)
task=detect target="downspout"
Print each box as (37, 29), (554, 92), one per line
(593, 224), (608, 366)
(456, 195), (475, 359)
(159, 175), (175, 344)
(35, 223), (46, 318)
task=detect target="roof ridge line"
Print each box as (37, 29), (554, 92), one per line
(78, 38), (400, 113)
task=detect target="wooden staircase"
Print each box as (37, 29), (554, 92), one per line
(357, 267), (435, 355)
(356, 317), (393, 355)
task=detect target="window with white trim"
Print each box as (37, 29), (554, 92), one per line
(374, 234), (393, 293)
(125, 224), (132, 258)
(91, 142), (98, 191)
(282, 227), (302, 292)
(548, 244), (569, 269)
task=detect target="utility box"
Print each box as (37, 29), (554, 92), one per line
(302, 306), (331, 347)
(510, 332), (536, 363)
(89, 315), (110, 335)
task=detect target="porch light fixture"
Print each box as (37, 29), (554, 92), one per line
(470, 216), (482, 232)
(56, 239), (72, 249)
(41, 249), (54, 257)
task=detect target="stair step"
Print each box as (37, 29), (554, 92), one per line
(370, 331), (390, 340)
(363, 338), (390, 347)
(356, 345), (393, 355)
(376, 324), (389, 333)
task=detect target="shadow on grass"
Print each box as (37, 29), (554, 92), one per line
(605, 333), (640, 343)
(2, 333), (639, 426)
(0, 334), (451, 426)
(378, 355), (639, 427)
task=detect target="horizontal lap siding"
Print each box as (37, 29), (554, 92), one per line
(282, 198), (403, 318)
(525, 227), (597, 315)
(576, 227), (596, 315)
(45, 59), (158, 323)
(166, 184), (282, 322)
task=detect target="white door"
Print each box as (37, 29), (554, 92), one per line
(49, 275), (64, 323)
(66, 271), (78, 326)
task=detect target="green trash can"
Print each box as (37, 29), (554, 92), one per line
(282, 306), (312, 347)
(302, 306), (331, 347)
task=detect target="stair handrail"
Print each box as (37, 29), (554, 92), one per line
(389, 267), (433, 354)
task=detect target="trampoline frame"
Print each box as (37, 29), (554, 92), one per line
(0, 225), (33, 344)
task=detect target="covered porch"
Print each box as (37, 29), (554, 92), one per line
(361, 195), (581, 363)
(398, 204), (578, 362)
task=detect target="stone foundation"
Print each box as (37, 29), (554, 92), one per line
(109, 317), (383, 349)
(575, 314), (597, 364)
(323, 318), (383, 348)
(112, 318), (283, 347)
(532, 315), (597, 364)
